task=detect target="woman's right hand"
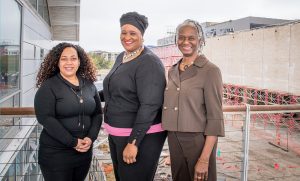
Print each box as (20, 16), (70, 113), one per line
(194, 159), (209, 181)
(123, 140), (138, 164)
(74, 138), (91, 152)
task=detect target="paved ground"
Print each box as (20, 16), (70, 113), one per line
(94, 114), (300, 181)
(217, 115), (300, 181)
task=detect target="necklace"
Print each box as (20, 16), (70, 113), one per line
(180, 61), (194, 70)
(122, 46), (144, 63)
(70, 88), (83, 103)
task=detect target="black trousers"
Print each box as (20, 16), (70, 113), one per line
(108, 131), (167, 181)
(40, 162), (90, 181)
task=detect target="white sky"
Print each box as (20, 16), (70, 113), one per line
(79, 0), (300, 52)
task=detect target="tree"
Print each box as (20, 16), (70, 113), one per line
(89, 53), (113, 70)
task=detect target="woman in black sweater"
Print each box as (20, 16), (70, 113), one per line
(101, 12), (167, 181)
(34, 42), (102, 181)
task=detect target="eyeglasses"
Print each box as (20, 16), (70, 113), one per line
(177, 35), (199, 42)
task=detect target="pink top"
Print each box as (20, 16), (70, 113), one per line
(103, 122), (164, 136)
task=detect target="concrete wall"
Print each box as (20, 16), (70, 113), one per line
(203, 21), (300, 95)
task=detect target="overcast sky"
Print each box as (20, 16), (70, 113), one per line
(79, 0), (300, 52)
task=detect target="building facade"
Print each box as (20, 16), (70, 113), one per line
(204, 16), (291, 37)
(0, 0), (80, 180)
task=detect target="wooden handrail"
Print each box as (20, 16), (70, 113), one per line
(1, 104), (300, 116)
(0, 107), (35, 116)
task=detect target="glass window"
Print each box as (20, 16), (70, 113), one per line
(0, 96), (13, 107)
(37, 0), (50, 25)
(38, 0), (44, 18)
(43, 1), (50, 25)
(0, 97), (13, 139)
(13, 92), (20, 107)
(29, 0), (37, 9)
(16, 150), (23, 181)
(2, 163), (16, 181)
(40, 48), (44, 59)
(0, 0), (21, 100)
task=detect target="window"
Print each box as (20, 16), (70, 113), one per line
(38, 0), (50, 25)
(40, 48), (44, 59)
(2, 163), (16, 181)
(0, 1), (21, 164)
(29, 0), (50, 25)
(29, 0), (37, 9)
(16, 150), (23, 181)
(0, 0), (21, 100)
(250, 23), (267, 29)
(43, 1), (50, 25)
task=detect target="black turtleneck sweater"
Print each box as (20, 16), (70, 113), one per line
(34, 74), (102, 169)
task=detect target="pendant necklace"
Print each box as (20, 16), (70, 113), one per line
(181, 61), (194, 70)
(70, 88), (83, 103)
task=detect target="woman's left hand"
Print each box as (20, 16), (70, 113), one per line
(82, 137), (92, 149)
(123, 140), (138, 164)
(76, 137), (92, 152)
(194, 159), (209, 181)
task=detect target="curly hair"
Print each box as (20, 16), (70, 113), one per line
(36, 42), (97, 87)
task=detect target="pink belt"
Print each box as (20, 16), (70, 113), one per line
(103, 122), (164, 136)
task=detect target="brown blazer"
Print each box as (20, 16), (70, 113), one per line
(162, 55), (225, 136)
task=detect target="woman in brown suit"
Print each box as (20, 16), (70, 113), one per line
(162, 19), (225, 181)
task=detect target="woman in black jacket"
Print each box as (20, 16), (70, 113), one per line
(34, 42), (102, 181)
(101, 12), (167, 181)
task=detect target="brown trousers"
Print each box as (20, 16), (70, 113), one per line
(168, 132), (217, 181)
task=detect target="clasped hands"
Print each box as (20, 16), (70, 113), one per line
(74, 137), (92, 152)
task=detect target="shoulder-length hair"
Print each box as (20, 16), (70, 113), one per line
(36, 42), (97, 87)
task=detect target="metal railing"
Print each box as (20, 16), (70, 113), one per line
(1, 105), (300, 181)
(218, 105), (300, 181)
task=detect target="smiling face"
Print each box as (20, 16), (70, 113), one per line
(177, 25), (200, 57)
(120, 24), (143, 52)
(58, 47), (80, 79)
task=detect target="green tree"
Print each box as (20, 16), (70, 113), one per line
(89, 53), (113, 70)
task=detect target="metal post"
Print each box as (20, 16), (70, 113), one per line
(241, 104), (251, 181)
(287, 128), (289, 151)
